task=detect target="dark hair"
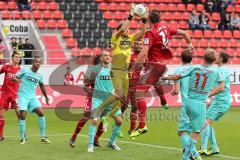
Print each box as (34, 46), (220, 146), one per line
(181, 49), (192, 63)
(149, 10), (160, 24)
(220, 52), (229, 64)
(116, 23), (123, 31)
(12, 51), (19, 58)
(204, 49), (216, 63)
(0, 38), (2, 43)
(93, 55), (101, 65)
(25, 38), (29, 42)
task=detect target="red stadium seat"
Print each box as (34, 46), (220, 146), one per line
(196, 4), (204, 11)
(232, 58), (240, 64)
(38, 1), (48, 11)
(108, 20), (118, 29)
(195, 48), (204, 57)
(109, 3), (118, 11)
(71, 47), (81, 57)
(113, 11), (123, 20)
(213, 30), (222, 39)
(182, 12), (190, 21)
(43, 11), (52, 19)
(212, 13), (220, 21)
(171, 57), (181, 64)
(168, 4), (177, 12)
(8, 1), (17, 10)
(233, 30), (240, 39)
(192, 39), (199, 48)
(62, 29), (72, 38)
(0, 1), (6, 10)
(223, 30), (232, 39)
(173, 12), (182, 20)
(199, 39), (209, 48)
(229, 39), (238, 48)
(208, 21), (217, 29)
(219, 39), (229, 48)
(95, 0), (103, 2)
(179, 21), (188, 29)
(66, 38), (77, 48)
(226, 5), (233, 12)
(210, 40), (219, 48)
(159, 21), (167, 25)
(119, 3), (129, 11)
(187, 4), (195, 12)
(159, 3), (168, 12)
(49, 2), (59, 11)
(225, 48), (235, 57)
(47, 20), (57, 29)
(12, 11), (22, 19)
(103, 11), (112, 20)
(203, 30), (212, 39)
(148, 3), (158, 10)
(235, 5), (240, 13)
(2, 12), (11, 19)
(53, 11), (63, 19)
(36, 20), (46, 29)
(169, 21), (178, 28)
(130, 20), (139, 29)
(163, 12), (172, 21)
(21, 10), (32, 19)
(177, 4), (185, 12)
(57, 20), (68, 29)
(192, 57), (202, 64)
(175, 48), (183, 56)
(99, 3), (108, 11)
(194, 30), (203, 39)
(92, 48), (102, 55)
(179, 41), (187, 48)
(169, 39), (179, 48)
(186, 30), (193, 37)
(30, 2), (37, 10)
(33, 11), (42, 19)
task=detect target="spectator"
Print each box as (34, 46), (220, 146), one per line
(16, 37), (25, 58)
(219, 12), (231, 30)
(199, 10), (211, 30)
(18, 0), (32, 12)
(218, 0), (233, 15)
(204, 0), (217, 13)
(64, 66), (74, 85)
(189, 10), (200, 30)
(231, 13), (240, 30)
(23, 38), (35, 64)
(10, 37), (18, 50)
(190, 0), (201, 5)
(0, 38), (7, 64)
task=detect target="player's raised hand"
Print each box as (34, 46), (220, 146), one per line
(187, 43), (195, 54)
(130, 4), (135, 17)
(45, 97), (50, 105)
(171, 90), (178, 96)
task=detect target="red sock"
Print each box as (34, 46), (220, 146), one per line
(71, 118), (88, 141)
(0, 119), (5, 138)
(94, 122), (103, 143)
(155, 85), (167, 105)
(137, 99), (147, 129)
(130, 112), (137, 131)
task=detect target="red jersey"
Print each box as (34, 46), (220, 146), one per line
(143, 23), (178, 62)
(129, 52), (142, 86)
(64, 73), (74, 85)
(0, 64), (21, 96)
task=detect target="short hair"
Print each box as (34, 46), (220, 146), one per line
(12, 51), (19, 58)
(204, 48), (216, 63)
(33, 56), (40, 61)
(219, 52), (229, 64)
(149, 10), (160, 24)
(0, 38), (2, 43)
(93, 55), (101, 65)
(116, 23), (123, 31)
(25, 38), (29, 42)
(181, 49), (192, 63)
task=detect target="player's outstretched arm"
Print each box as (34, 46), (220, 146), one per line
(83, 83), (93, 96)
(177, 30), (195, 53)
(162, 74), (181, 81)
(11, 76), (21, 83)
(134, 10), (148, 41)
(39, 82), (49, 105)
(209, 81), (225, 97)
(171, 81), (180, 96)
(130, 45), (149, 72)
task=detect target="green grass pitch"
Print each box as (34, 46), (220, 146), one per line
(0, 108), (240, 160)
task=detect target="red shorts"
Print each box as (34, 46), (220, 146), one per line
(84, 96), (92, 112)
(0, 93), (18, 110)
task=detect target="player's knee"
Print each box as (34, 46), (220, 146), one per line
(115, 117), (122, 126)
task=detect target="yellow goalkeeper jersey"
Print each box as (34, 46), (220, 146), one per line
(111, 33), (135, 71)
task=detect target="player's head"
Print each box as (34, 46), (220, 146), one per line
(11, 52), (20, 64)
(19, 37), (23, 44)
(181, 49), (193, 64)
(204, 48), (216, 64)
(117, 23), (129, 36)
(25, 38), (29, 44)
(100, 51), (111, 65)
(93, 55), (101, 65)
(32, 56), (41, 70)
(67, 66), (71, 73)
(216, 52), (229, 65)
(149, 10), (160, 25)
(133, 40), (143, 53)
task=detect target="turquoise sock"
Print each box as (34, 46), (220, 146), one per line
(193, 146), (199, 158)
(209, 125), (218, 150)
(109, 124), (120, 145)
(89, 125), (96, 145)
(19, 120), (26, 140)
(201, 124), (210, 150)
(38, 117), (46, 139)
(181, 134), (189, 148)
(182, 137), (197, 160)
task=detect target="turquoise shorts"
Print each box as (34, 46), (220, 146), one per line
(18, 96), (42, 113)
(178, 104), (190, 132)
(185, 99), (206, 132)
(207, 99), (231, 121)
(91, 98), (122, 119)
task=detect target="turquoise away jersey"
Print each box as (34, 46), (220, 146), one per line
(214, 66), (231, 101)
(174, 65), (191, 103)
(180, 64), (219, 101)
(16, 67), (43, 98)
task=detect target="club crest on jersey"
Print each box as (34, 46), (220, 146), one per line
(144, 38), (149, 44)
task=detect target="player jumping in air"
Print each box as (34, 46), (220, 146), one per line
(199, 52), (231, 156)
(162, 49), (221, 160)
(0, 52), (21, 141)
(87, 51), (122, 152)
(64, 66), (74, 85)
(11, 56), (50, 144)
(130, 10), (194, 138)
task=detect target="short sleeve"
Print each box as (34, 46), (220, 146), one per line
(217, 68), (226, 83)
(0, 65), (7, 74)
(16, 68), (26, 79)
(180, 66), (195, 79)
(174, 68), (181, 82)
(111, 33), (116, 42)
(169, 26), (178, 36)
(39, 74), (43, 84)
(143, 31), (154, 47)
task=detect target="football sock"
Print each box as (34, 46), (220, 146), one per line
(137, 99), (147, 129)
(182, 137), (197, 160)
(130, 112), (137, 131)
(38, 117), (46, 139)
(0, 118), (5, 138)
(109, 124), (120, 145)
(180, 133), (189, 148)
(209, 125), (218, 150)
(201, 124), (210, 150)
(94, 122), (104, 143)
(72, 118), (88, 141)
(19, 119), (26, 140)
(89, 125), (96, 145)
(155, 85), (167, 105)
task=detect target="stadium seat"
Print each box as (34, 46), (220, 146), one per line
(49, 2), (59, 10)
(53, 11), (63, 19)
(223, 30), (232, 39)
(36, 20), (46, 29)
(219, 39), (228, 48)
(210, 40), (219, 48)
(182, 12), (190, 21)
(47, 20), (57, 29)
(199, 39), (209, 48)
(21, 11), (32, 19)
(175, 48), (183, 56)
(57, 20), (68, 29)
(79, 2), (88, 11)
(88, 38), (97, 48)
(73, 29), (82, 38)
(109, 3), (118, 11)
(38, 1), (48, 11)
(168, 4), (177, 12)
(12, 11), (22, 19)
(213, 30), (222, 39)
(203, 30), (212, 39)
(178, 21), (187, 29)
(84, 11), (93, 20)
(89, 2), (98, 11)
(94, 11), (103, 20)
(93, 29), (102, 38)
(196, 4), (204, 11)
(179, 41), (187, 48)
(30, 2), (37, 10)
(78, 19), (87, 29)
(171, 57), (181, 64)
(67, 38), (77, 48)
(92, 48), (102, 55)
(192, 57), (202, 64)
(232, 58), (240, 64)
(71, 47), (81, 57)
(173, 12), (182, 21)
(99, 20), (108, 29)
(108, 20), (118, 29)
(77, 38), (87, 48)
(194, 30), (203, 38)
(212, 13), (220, 21)
(7, 1), (17, 10)
(229, 39), (238, 48)
(192, 39), (199, 48)
(225, 48), (235, 57)
(130, 20), (139, 29)
(186, 30), (193, 37)
(195, 48), (204, 57)
(114, 11), (124, 20)
(74, 10), (82, 20)
(89, 20), (98, 29)
(98, 3), (108, 11)
(98, 38), (107, 48)
(59, 2), (68, 11)
(187, 4), (195, 11)
(104, 28), (112, 38)
(169, 39), (179, 48)
(148, 3), (158, 10)
(68, 20), (77, 29)
(177, 4), (185, 12)
(69, 3), (78, 11)
(235, 5), (240, 13)
(169, 21), (178, 28)
(159, 4), (168, 12)
(43, 11), (52, 19)
(103, 11), (112, 19)
(0, 1), (6, 10)
(64, 11), (73, 20)
(226, 5), (233, 12)
(2, 12), (11, 19)
(208, 21), (217, 29)
(62, 29), (72, 38)
(163, 12), (172, 21)
(233, 30), (240, 39)
(83, 29), (92, 38)
(33, 11), (42, 19)
(119, 3), (129, 11)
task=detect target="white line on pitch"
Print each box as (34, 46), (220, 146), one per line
(5, 133), (240, 160)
